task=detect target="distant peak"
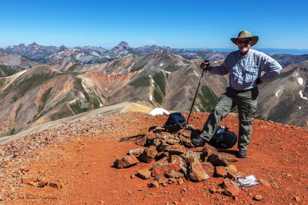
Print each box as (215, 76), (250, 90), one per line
(29, 42), (39, 46)
(116, 41), (129, 49)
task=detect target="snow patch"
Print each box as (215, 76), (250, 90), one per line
(297, 77), (304, 86)
(299, 90), (308, 100)
(148, 75), (154, 102)
(159, 63), (164, 67)
(275, 89), (282, 97)
(193, 70), (199, 77)
(149, 108), (170, 116)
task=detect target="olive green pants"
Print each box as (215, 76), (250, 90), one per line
(200, 87), (258, 150)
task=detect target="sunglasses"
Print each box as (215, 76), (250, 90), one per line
(237, 39), (251, 45)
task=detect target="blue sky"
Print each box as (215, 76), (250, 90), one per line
(0, 0), (307, 49)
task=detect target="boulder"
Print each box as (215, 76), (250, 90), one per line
(113, 155), (139, 169)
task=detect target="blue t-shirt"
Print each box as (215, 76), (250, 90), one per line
(210, 49), (283, 91)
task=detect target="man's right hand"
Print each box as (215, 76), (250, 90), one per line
(200, 60), (210, 71)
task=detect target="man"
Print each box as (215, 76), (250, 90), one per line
(192, 30), (283, 158)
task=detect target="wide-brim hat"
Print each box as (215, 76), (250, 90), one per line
(231, 30), (259, 46)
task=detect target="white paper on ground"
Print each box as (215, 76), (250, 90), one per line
(149, 108), (170, 116)
(236, 175), (259, 187)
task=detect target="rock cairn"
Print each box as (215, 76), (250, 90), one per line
(113, 127), (242, 197)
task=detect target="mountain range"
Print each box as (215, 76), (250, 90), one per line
(0, 42), (307, 137)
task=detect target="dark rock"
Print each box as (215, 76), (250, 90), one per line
(148, 180), (159, 188)
(165, 144), (186, 155)
(145, 131), (157, 145)
(113, 155), (139, 168)
(167, 178), (177, 184)
(207, 154), (229, 167)
(48, 181), (61, 189)
(155, 152), (169, 161)
(201, 144), (217, 159)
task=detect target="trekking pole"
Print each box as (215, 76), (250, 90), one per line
(186, 65), (208, 124)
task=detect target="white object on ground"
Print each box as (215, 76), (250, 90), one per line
(297, 77), (304, 86)
(275, 89), (282, 97)
(299, 90), (308, 100)
(236, 175), (259, 187)
(149, 108), (170, 116)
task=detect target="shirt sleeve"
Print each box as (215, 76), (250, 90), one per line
(260, 53), (283, 81)
(208, 55), (230, 75)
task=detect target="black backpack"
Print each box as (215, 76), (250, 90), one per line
(209, 127), (237, 149)
(163, 112), (187, 132)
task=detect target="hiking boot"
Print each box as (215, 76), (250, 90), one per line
(192, 135), (206, 147)
(236, 149), (247, 158)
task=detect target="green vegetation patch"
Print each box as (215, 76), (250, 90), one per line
(10, 72), (54, 99)
(129, 75), (150, 87)
(152, 71), (167, 95)
(0, 65), (19, 77)
(38, 88), (53, 113)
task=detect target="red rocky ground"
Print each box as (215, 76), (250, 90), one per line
(1, 112), (308, 205)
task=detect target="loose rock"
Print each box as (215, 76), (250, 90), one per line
(253, 194), (263, 201)
(207, 154), (229, 167)
(136, 168), (151, 180)
(188, 156), (209, 182)
(221, 178), (241, 197)
(128, 148), (145, 158)
(165, 170), (184, 179)
(138, 146), (158, 163)
(113, 155), (139, 168)
(148, 181), (159, 188)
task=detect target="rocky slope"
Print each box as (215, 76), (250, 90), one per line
(0, 110), (307, 204)
(257, 63), (308, 127)
(0, 65), (106, 136)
